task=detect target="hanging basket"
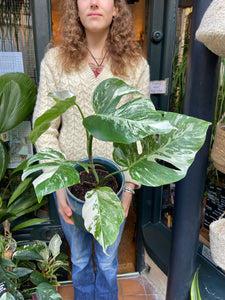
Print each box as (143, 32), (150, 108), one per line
(196, 0), (225, 57)
(211, 113), (225, 174)
(210, 211), (225, 270)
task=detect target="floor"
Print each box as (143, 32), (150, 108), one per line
(58, 273), (162, 299)
(117, 200), (137, 274)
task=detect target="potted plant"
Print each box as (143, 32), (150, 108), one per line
(13, 233), (70, 300)
(22, 78), (211, 253)
(0, 233), (69, 300)
(0, 72), (51, 246)
(0, 72), (60, 299)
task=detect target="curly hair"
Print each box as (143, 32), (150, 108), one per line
(55, 0), (143, 76)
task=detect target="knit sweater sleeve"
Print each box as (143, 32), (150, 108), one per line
(32, 49), (62, 154)
(136, 58), (150, 97)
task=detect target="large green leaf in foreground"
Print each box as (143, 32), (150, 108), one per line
(0, 139), (8, 181)
(91, 78), (142, 114)
(22, 149), (89, 202)
(113, 112), (211, 186)
(82, 187), (124, 254)
(0, 72), (36, 133)
(83, 97), (175, 143)
(30, 91), (76, 144)
(84, 78), (175, 143)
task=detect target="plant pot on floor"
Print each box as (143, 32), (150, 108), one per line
(66, 157), (125, 231)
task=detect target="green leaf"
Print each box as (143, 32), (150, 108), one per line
(10, 160), (29, 178)
(30, 271), (49, 286)
(83, 97), (175, 143)
(0, 140), (8, 181)
(7, 193), (42, 214)
(0, 210), (14, 223)
(36, 282), (62, 300)
(22, 149), (88, 202)
(191, 269), (201, 300)
(12, 218), (48, 231)
(0, 260), (24, 300)
(82, 187), (124, 254)
(113, 112), (211, 186)
(8, 195), (48, 222)
(13, 249), (43, 261)
(0, 72), (36, 133)
(0, 292), (16, 300)
(30, 91), (76, 144)
(49, 234), (62, 258)
(38, 242), (50, 262)
(0, 258), (16, 268)
(7, 177), (33, 206)
(92, 78), (142, 114)
(12, 267), (33, 278)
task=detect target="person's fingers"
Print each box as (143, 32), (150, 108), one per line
(56, 189), (74, 225)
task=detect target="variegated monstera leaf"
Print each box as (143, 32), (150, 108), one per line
(113, 111), (210, 186)
(23, 78), (211, 254)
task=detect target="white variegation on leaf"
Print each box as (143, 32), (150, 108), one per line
(83, 97), (175, 144)
(49, 233), (62, 258)
(82, 187), (124, 254)
(30, 92), (77, 144)
(21, 78), (211, 251)
(22, 149), (89, 202)
(113, 111), (211, 186)
(35, 240), (50, 262)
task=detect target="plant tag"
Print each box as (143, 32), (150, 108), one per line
(0, 282), (7, 296)
(150, 79), (168, 94)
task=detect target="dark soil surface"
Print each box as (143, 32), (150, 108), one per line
(69, 169), (119, 201)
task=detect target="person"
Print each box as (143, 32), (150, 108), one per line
(32, 0), (150, 299)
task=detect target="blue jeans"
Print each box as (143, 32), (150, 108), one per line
(54, 195), (125, 300)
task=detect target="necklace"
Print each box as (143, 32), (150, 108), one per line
(87, 48), (107, 68)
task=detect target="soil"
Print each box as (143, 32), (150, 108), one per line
(69, 169), (119, 201)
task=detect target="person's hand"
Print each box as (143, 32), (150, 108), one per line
(121, 182), (135, 218)
(56, 188), (74, 225)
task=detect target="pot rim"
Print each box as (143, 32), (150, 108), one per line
(66, 157), (124, 204)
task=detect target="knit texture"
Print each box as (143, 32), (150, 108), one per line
(33, 47), (150, 184)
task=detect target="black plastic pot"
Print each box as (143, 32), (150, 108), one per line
(66, 157), (125, 231)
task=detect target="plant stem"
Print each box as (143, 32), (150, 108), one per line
(74, 102), (99, 185)
(74, 102), (90, 142)
(86, 134), (100, 184)
(87, 135), (93, 165)
(98, 168), (128, 187)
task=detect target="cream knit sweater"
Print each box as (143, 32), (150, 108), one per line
(33, 47), (150, 184)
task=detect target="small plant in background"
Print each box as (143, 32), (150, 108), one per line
(191, 268), (201, 300)
(170, 44), (189, 114)
(211, 58), (225, 141)
(0, 71), (49, 258)
(0, 234), (69, 299)
(0, 72), (65, 299)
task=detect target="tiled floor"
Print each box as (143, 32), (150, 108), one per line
(58, 274), (162, 299)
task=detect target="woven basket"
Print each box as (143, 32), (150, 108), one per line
(196, 0), (225, 57)
(211, 113), (225, 174)
(210, 212), (225, 270)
